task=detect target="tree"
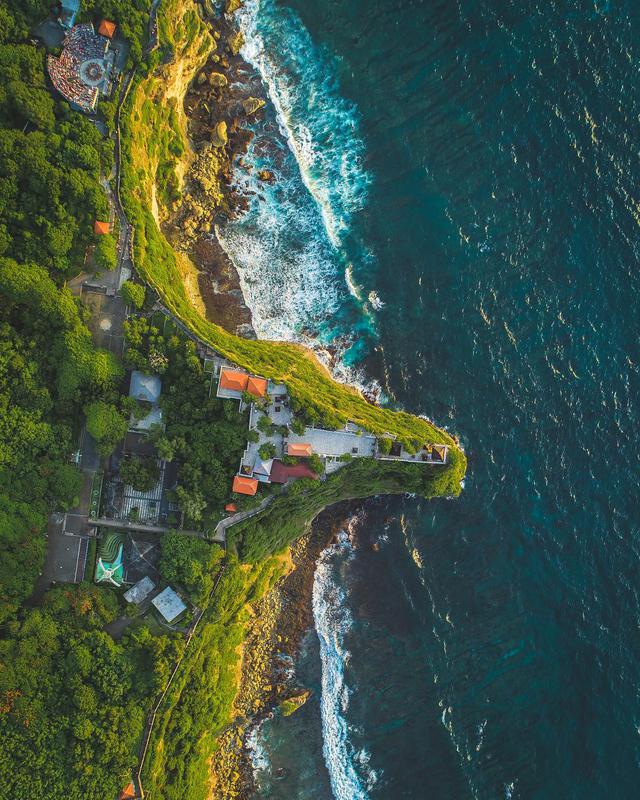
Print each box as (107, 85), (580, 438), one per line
(159, 533), (221, 602)
(94, 234), (117, 272)
(175, 485), (206, 523)
(258, 442), (276, 460)
(85, 401), (127, 456)
(307, 453), (324, 475)
(256, 414), (272, 435)
(246, 428), (259, 443)
(120, 280), (145, 309)
(377, 437), (393, 455)
(290, 417), (306, 436)
(120, 456), (160, 491)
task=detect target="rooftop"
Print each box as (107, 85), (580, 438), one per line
(94, 219), (111, 234)
(232, 475), (258, 496)
(288, 427), (376, 458)
(98, 19), (116, 38)
(129, 370), (161, 404)
(152, 586), (187, 623)
(123, 576), (155, 605)
(47, 23), (111, 112)
(270, 460), (318, 484)
(287, 442), (313, 458)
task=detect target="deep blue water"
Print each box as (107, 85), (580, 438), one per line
(221, 1), (640, 797)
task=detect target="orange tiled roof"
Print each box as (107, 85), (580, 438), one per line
(219, 368), (249, 393)
(232, 475), (258, 496)
(246, 375), (268, 397)
(119, 783), (136, 800)
(98, 19), (116, 38)
(287, 443), (313, 458)
(224, 503), (237, 512)
(94, 220), (111, 235)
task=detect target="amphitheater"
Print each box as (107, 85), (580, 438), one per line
(47, 22), (116, 112)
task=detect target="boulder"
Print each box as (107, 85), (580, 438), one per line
(208, 71), (228, 88)
(242, 96), (265, 115)
(257, 169), (275, 183)
(227, 31), (244, 56)
(225, 0), (243, 12)
(211, 120), (228, 147)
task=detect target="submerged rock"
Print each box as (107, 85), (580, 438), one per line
(242, 96), (265, 116)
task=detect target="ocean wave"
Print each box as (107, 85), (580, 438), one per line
(237, 0), (371, 248)
(217, 0), (377, 355)
(313, 533), (372, 800)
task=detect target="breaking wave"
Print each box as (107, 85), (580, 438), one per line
(217, 0), (375, 351)
(313, 532), (373, 800)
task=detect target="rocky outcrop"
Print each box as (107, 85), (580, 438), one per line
(242, 96), (265, 116)
(211, 119), (228, 147)
(209, 71), (228, 88)
(227, 30), (244, 56)
(225, 0), (243, 13)
(279, 690), (311, 717)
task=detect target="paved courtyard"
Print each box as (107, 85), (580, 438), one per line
(81, 288), (126, 355)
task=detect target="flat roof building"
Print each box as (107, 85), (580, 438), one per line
(123, 576), (155, 605)
(152, 586), (187, 624)
(129, 371), (161, 404)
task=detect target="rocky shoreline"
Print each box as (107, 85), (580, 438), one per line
(164, 3), (271, 338)
(209, 503), (363, 799)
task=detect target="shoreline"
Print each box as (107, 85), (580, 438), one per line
(164, 4), (271, 338)
(209, 502), (364, 799)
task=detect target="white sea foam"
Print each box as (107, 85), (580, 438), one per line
(246, 720), (271, 782)
(313, 532), (372, 800)
(218, 0), (373, 346)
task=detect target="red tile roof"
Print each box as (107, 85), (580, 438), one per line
(219, 369), (248, 393)
(119, 783), (136, 800)
(287, 443), (313, 457)
(232, 475), (258, 496)
(270, 460), (318, 484)
(246, 375), (268, 397)
(98, 19), (116, 38)
(224, 503), (238, 513)
(94, 220), (111, 235)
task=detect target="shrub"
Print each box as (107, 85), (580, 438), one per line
(290, 417), (306, 435)
(307, 453), (324, 475)
(377, 437), (393, 455)
(258, 442), (276, 460)
(94, 234), (117, 272)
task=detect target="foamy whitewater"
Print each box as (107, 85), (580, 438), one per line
(312, 532), (376, 800)
(217, 0), (374, 352)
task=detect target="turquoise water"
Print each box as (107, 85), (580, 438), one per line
(221, 1), (640, 797)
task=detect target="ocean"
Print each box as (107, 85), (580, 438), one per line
(219, 1), (640, 797)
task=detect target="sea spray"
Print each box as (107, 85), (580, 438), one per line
(217, 0), (378, 359)
(312, 526), (373, 800)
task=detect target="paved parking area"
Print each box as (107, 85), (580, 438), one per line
(81, 288), (126, 355)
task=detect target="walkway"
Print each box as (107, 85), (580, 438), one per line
(214, 495), (274, 540)
(89, 517), (225, 543)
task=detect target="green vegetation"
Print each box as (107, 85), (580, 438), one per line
(279, 690), (311, 717)
(159, 534), (222, 604)
(119, 455), (160, 491)
(229, 453), (466, 562)
(120, 279), (146, 309)
(85, 400), (128, 456)
(258, 441), (277, 460)
(124, 314), (250, 526)
(142, 554), (288, 800)
(0, 584), (180, 800)
(94, 232), (117, 272)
